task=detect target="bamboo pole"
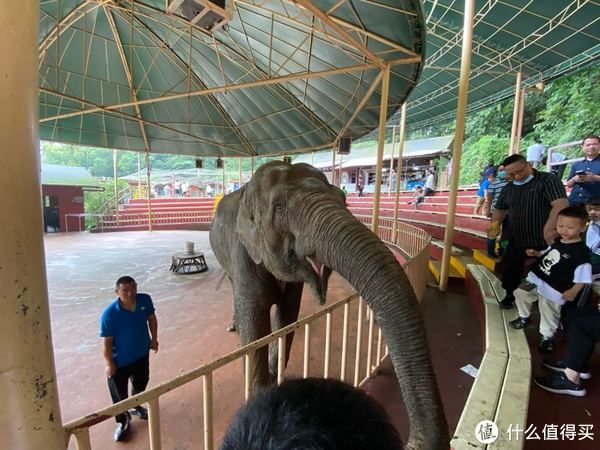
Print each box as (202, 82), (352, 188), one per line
(439, 0), (475, 291)
(509, 71), (522, 155)
(324, 312), (332, 377)
(371, 65), (391, 234)
(392, 103), (407, 242)
(277, 336), (286, 384)
(244, 352), (254, 401)
(303, 324), (311, 378)
(353, 300), (364, 387)
(251, 157), (255, 175)
(203, 374), (213, 450)
(146, 149), (153, 231)
(340, 303), (349, 382)
(148, 397), (162, 450)
(388, 125), (397, 197)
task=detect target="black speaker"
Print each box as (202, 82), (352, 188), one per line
(283, 156), (292, 164)
(338, 137), (351, 155)
(216, 157), (224, 169)
(195, 158), (203, 169)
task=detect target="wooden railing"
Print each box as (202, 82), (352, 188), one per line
(63, 218), (431, 449)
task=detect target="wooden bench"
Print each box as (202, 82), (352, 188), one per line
(451, 264), (531, 449)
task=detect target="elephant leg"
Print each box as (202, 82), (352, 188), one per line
(237, 300), (272, 389)
(268, 282), (303, 381)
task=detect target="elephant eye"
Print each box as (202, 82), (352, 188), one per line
(273, 202), (285, 214)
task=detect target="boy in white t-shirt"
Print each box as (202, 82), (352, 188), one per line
(509, 206), (592, 353)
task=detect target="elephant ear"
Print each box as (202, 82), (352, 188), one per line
(236, 186), (263, 265)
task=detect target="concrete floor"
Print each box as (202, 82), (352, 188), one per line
(44, 230), (480, 449)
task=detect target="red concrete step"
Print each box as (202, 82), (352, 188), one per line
(121, 205), (213, 213)
(128, 197), (215, 205)
(348, 208), (489, 232)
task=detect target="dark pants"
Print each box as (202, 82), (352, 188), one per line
(107, 354), (149, 424)
(500, 242), (546, 300)
(551, 164), (566, 180)
(565, 310), (600, 373)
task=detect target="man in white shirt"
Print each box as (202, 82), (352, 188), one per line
(527, 138), (545, 169)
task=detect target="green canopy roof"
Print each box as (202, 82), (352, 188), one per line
(38, 1), (599, 157)
(38, 0), (425, 157)
(41, 164), (102, 189)
(401, 0), (600, 131)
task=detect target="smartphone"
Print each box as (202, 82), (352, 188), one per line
(576, 170), (587, 176)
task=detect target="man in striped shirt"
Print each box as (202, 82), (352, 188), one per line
(489, 154), (569, 309)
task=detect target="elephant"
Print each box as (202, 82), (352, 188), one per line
(209, 161), (448, 449)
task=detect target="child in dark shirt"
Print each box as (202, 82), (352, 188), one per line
(509, 206), (592, 353)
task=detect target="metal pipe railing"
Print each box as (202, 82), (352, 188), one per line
(63, 216), (431, 449)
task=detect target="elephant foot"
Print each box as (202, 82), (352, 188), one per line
(226, 322), (237, 332)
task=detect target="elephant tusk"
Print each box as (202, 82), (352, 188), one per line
(305, 256), (324, 278)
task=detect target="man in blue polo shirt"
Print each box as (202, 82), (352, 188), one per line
(101, 276), (159, 442)
(566, 134), (600, 205)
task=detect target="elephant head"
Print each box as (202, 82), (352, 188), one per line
(228, 161), (448, 449)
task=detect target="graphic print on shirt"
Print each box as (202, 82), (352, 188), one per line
(540, 249), (561, 275)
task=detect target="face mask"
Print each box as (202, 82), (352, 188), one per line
(512, 174), (534, 185)
(497, 170), (506, 179)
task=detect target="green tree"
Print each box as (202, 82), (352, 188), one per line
(459, 136), (510, 185)
(534, 65), (600, 144)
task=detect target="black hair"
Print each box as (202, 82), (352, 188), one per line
(582, 134), (600, 145)
(558, 206), (589, 224)
(221, 378), (403, 450)
(116, 276), (136, 287)
(501, 154), (527, 167)
(585, 198), (600, 207)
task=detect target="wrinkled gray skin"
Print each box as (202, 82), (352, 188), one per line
(209, 161), (448, 449)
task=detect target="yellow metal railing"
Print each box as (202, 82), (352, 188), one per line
(63, 218), (431, 449)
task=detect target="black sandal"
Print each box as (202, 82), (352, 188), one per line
(510, 317), (530, 329)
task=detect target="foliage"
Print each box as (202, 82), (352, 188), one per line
(534, 65), (600, 144)
(459, 136), (510, 185)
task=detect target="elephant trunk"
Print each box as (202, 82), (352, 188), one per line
(300, 203), (449, 449)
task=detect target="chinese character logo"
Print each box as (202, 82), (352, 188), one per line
(475, 420), (499, 444)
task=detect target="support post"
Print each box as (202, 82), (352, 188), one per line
(113, 149), (119, 224)
(515, 87), (525, 153)
(509, 71), (522, 155)
(0, 2), (65, 447)
(331, 146), (337, 186)
(146, 150), (152, 231)
(388, 124), (397, 197)
(238, 158), (242, 188)
(371, 65), (390, 234)
(222, 164), (226, 194)
(439, 0), (475, 291)
(137, 152), (142, 198)
(251, 157), (254, 176)
(392, 103), (407, 242)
